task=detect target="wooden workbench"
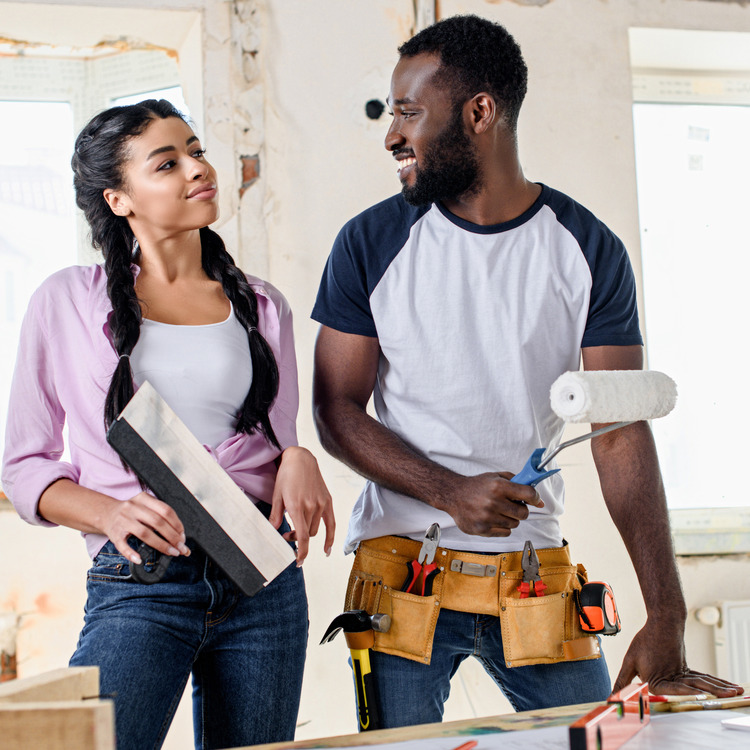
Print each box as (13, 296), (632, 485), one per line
(242, 702), (605, 749)
(242, 688), (750, 750)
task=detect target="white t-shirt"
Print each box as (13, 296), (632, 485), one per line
(131, 303), (252, 449)
(312, 185), (642, 553)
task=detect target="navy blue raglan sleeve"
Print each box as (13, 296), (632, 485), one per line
(312, 195), (428, 338)
(582, 225), (643, 348)
(311, 216), (378, 337)
(547, 189), (643, 348)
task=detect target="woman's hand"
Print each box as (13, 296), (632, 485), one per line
(268, 446), (335, 565)
(38, 479), (190, 565)
(101, 491), (191, 565)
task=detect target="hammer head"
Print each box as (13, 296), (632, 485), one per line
(320, 610), (391, 645)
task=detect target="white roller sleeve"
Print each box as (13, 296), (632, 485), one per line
(550, 370), (677, 424)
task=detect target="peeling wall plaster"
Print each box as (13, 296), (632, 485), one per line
(484, 0), (555, 7)
(699, 0), (750, 7)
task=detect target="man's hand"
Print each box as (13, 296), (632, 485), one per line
(614, 618), (744, 698)
(439, 471), (544, 537)
(268, 446), (335, 566)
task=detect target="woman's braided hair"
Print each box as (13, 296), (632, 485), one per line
(71, 99), (280, 448)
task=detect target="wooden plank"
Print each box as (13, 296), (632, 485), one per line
(0, 700), (115, 750)
(0, 666), (99, 704)
(0, 668), (114, 749)
(243, 684), (750, 749)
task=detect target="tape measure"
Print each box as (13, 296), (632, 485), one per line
(574, 581), (621, 636)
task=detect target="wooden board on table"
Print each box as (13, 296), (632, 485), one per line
(239, 685), (750, 750)
(243, 702), (598, 749)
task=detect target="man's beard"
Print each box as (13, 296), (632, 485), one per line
(401, 108), (481, 206)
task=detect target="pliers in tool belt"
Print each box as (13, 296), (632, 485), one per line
(517, 539), (547, 598)
(401, 523), (441, 596)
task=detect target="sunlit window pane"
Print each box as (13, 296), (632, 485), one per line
(112, 86), (189, 118)
(0, 101), (77, 472)
(633, 102), (750, 510)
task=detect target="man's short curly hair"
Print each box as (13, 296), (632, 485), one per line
(398, 14), (528, 129)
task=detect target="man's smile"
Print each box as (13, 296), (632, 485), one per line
(396, 156), (416, 176)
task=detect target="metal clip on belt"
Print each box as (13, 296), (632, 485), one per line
(450, 560), (498, 577)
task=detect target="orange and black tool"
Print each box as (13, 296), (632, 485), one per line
(401, 523), (441, 596)
(517, 539), (547, 598)
(569, 681), (650, 749)
(574, 582), (621, 636)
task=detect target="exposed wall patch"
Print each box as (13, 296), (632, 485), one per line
(0, 613), (20, 682)
(239, 154), (260, 197)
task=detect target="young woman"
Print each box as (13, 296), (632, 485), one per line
(1, 100), (334, 750)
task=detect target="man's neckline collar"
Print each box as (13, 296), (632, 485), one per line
(433, 183), (549, 234)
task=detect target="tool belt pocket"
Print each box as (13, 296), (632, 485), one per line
(345, 543), (443, 665)
(500, 562), (600, 668)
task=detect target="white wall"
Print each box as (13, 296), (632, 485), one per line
(1, 0), (749, 746)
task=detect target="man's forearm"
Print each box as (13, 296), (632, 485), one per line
(314, 397), (461, 508)
(592, 421), (687, 624)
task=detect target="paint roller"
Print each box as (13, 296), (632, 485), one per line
(512, 370), (677, 487)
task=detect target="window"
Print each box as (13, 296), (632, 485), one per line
(0, 4), (201, 504)
(630, 28), (750, 554)
(0, 101), (78, 476)
(112, 86), (189, 115)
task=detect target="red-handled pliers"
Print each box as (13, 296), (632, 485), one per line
(401, 523), (441, 596)
(517, 539), (547, 598)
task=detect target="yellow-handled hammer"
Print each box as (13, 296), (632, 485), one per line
(320, 610), (391, 731)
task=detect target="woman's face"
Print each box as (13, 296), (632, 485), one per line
(104, 116), (219, 241)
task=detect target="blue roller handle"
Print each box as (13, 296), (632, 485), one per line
(511, 448), (561, 487)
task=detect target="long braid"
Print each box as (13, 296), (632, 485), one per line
(200, 227), (281, 449)
(102, 226), (142, 430)
(71, 99), (181, 430)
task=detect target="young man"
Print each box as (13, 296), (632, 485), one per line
(311, 14), (741, 727)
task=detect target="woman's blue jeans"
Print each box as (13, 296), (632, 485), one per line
(368, 608), (611, 728)
(69, 533), (308, 750)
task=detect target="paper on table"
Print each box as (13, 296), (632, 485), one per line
(626, 711), (750, 748)
(721, 714), (750, 732)
(318, 711), (750, 750)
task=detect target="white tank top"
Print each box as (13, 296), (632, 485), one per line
(130, 303), (252, 449)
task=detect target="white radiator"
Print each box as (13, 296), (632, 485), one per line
(713, 600), (750, 685)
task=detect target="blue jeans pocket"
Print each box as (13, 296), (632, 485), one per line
(87, 541), (131, 582)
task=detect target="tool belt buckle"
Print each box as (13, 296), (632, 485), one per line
(449, 560), (498, 577)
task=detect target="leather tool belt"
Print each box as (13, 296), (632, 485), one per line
(345, 535), (601, 667)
